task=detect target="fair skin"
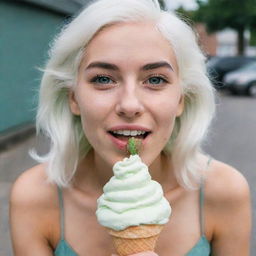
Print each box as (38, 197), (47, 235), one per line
(10, 22), (251, 256)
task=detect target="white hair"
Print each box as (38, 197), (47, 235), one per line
(31, 0), (215, 189)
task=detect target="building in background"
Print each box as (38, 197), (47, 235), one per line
(216, 28), (256, 56)
(0, 0), (90, 139)
(195, 23), (256, 57)
(216, 28), (237, 56)
(195, 23), (217, 57)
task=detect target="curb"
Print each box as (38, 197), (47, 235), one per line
(0, 123), (36, 152)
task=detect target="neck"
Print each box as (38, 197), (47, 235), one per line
(72, 150), (113, 196)
(72, 150), (179, 196)
(149, 152), (179, 193)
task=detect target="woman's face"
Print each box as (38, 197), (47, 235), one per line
(69, 22), (184, 167)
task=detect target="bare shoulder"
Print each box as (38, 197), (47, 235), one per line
(204, 159), (251, 254)
(9, 164), (59, 254)
(10, 163), (58, 209)
(204, 159), (251, 205)
(205, 160), (252, 256)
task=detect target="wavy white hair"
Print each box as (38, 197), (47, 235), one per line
(31, 0), (215, 189)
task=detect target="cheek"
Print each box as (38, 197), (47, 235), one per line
(155, 96), (181, 120)
(76, 93), (114, 133)
(79, 104), (102, 132)
(154, 99), (180, 135)
(161, 113), (176, 140)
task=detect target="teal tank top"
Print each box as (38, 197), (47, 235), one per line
(54, 161), (211, 256)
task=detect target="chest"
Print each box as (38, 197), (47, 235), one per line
(50, 191), (210, 256)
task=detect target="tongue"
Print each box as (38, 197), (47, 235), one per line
(114, 135), (144, 141)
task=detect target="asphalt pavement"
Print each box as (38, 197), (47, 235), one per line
(0, 91), (255, 255)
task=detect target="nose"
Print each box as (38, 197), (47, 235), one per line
(115, 86), (145, 119)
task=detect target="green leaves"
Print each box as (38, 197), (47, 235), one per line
(158, 0), (166, 10)
(191, 0), (256, 54)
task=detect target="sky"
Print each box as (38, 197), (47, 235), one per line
(165, 0), (198, 10)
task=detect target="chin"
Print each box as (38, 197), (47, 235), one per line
(96, 146), (161, 168)
(103, 152), (129, 167)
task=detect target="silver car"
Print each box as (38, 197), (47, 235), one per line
(223, 62), (256, 97)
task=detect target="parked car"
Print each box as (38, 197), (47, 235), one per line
(206, 56), (256, 89)
(223, 61), (256, 97)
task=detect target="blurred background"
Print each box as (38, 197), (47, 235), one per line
(0, 0), (255, 255)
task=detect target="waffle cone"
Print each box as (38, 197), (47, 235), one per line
(108, 224), (164, 256)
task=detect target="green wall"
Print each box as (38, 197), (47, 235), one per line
(0, 2), (64, 133)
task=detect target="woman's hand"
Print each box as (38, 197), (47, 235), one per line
(112, 251), (158, 256)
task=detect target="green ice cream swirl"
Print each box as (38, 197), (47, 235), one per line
(96, 154), (171, 231)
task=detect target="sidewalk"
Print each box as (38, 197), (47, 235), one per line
(0, 123), (35, 152)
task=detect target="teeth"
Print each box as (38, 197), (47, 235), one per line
(112, 130), (146, 136)
(124, 130), (130, 136)
(130, 131), (138, 136)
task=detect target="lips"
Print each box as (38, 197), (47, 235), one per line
(107, 125), (152, 151)
(109, 130), (149, 140)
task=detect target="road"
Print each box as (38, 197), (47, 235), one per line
(203, 92), (256, 254)
(203, 91), (256, 213)
(0, 91), (255, 255)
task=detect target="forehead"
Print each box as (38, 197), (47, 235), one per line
(82, 22), (178, 72)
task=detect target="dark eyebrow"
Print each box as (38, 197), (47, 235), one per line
(85, 61), (173, 71)
(85, 61), (119, 71)
(142, 61), (173, 71)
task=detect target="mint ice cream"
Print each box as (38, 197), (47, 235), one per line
(96, 154), (171, 231)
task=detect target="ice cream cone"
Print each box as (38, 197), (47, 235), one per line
(108, 224), (164, 256)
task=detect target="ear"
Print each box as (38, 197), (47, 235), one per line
(68, 90), (81, 115)
(176, 94), (184, 117)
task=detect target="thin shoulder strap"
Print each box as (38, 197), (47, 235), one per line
(199, 181), (205, 236)
(199, 157), (212, 236)
(57, 186), (65, 240)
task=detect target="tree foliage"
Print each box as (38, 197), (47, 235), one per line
(158, 0), (166, 10)
(193, 0), (256, 54)
(175, 7), (195, 25)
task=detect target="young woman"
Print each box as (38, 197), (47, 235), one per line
(9, 0), (251, 255)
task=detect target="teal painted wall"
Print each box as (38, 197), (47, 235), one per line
(0, 2), (64, 133)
